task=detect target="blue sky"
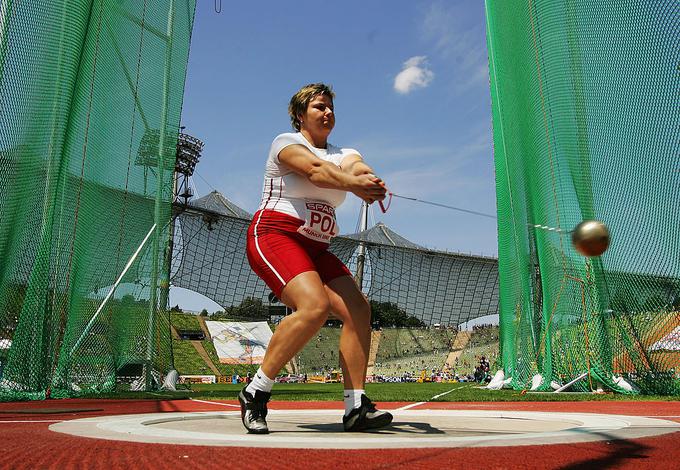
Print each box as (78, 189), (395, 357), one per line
(171, 0), (497, 311)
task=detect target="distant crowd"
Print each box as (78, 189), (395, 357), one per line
(296, 324), (499, 380)
(373, 355), (493, 384)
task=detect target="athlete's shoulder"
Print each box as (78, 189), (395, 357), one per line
(271, 132), (304, 150)
(341, 147), (362, 157)
(269, 132), (305, 164)
(272, 132), (303, 146)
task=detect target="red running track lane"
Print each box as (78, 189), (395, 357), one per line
(0, 399), (678, 470)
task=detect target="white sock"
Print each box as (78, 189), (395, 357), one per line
(343, 389), (365, 416)
(245, 367), (275, 395)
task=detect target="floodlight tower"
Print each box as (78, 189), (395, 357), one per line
(174, 128), (203, 206)
(159, 127), (204, 311)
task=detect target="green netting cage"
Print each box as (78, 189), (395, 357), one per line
(0, 0), (196, 400)
(485, 0), (679, 394)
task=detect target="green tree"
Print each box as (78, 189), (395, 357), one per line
(369, 301), (425, 328)
(227, 297), (268, 320)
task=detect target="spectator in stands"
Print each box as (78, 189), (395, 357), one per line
(238, 83), (392, 435)
(480, 356), (490, 371)
(474, 356), (491, 383)
(474, 365), (483, 382)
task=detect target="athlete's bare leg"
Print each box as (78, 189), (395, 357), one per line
(259, 271), (330, 379)
(325, 276), (371, 390)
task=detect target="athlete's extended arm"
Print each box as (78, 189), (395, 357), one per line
(341, 154), (389, 193)
(341, 154), (377, 177)
(278, 145), (386, 202)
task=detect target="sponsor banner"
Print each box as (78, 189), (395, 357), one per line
(205, 321), (273, 364)
(650, 326), (680, 351)
(180, 375), (216, 384)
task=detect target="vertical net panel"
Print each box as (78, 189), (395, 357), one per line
(0, 0), (196, 400)
(0, 0), (93, 400)
(486, 0), (679, 394)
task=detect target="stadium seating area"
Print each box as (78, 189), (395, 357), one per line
(454, 325), (500, 374)
(169, 312), (500, 380)
(454, 344), (499, 374)
(375, 328), (456, 361)
(373, 352), (446, 377)
(468, 324), (499, 348)
(296, 327), (342, 374)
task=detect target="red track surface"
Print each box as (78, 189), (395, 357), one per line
(0, 399), (678, 469)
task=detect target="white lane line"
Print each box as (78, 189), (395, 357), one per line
(396, 384), (471, 410)
(431, 384), (470, 400)
(643, 415), (680, 418)
(189, 398), (240, 408)
(396, 402), (426, 411)
(0, 420), (64, 423)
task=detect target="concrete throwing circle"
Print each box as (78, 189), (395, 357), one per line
(49, 410), (680, 449)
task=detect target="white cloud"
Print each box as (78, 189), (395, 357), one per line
(393, 56), (434, 94)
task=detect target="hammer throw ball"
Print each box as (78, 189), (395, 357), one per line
(571, 220), (610, 257)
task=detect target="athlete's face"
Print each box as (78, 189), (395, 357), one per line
(300, 94), (335, 135)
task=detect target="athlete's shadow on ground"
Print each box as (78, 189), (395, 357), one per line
(296, 421), (445, 435)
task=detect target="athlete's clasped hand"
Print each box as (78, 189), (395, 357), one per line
(352, 173), (387, 205)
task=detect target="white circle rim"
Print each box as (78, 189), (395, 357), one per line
(49, 409), (680, 449)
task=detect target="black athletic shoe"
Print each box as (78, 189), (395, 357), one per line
(343, 394), (393, 432)
(238, 387), (271, 434)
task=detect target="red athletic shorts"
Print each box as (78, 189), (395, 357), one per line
(246, 209), (352, 298)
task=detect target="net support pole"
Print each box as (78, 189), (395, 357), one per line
(159, 173), (178, 317)
(553, 372), (588, 393)
(158, 172), (178, 373)
(69, 223), (157, 357)
(354, 201), (369, 290)
(146, 0), (175, 390)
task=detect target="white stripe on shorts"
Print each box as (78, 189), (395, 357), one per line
(253, 210), (286, 285)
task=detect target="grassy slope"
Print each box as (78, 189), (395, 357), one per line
(170, 313), (202, 331)
(172, 340), (213, 375)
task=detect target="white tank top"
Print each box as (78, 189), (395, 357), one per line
(257, 133), (360, 242)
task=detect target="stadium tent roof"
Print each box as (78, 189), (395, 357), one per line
(343, 223), (496, 261)
(172, 200), (499, 326)
(188, 190), (251, 219)
(343, 222), (425, 250)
